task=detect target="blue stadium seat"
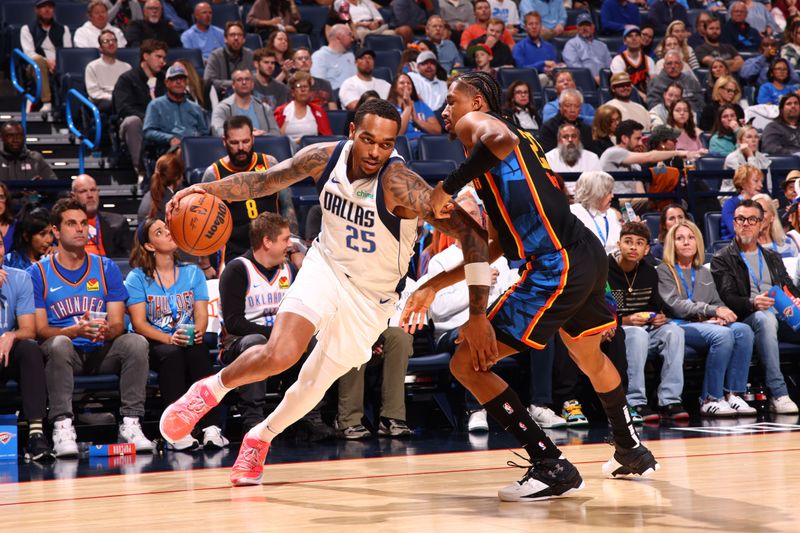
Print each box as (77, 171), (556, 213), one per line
(374, 49), (401, 75)
(695, 156), (726, 171)
(55, 2), (89, 32)
(394, 135), (412, 162)
(181, 136), (228, 182)
(599, 67), (612, 89)
(565, 67), (597, 92)
(693, 68), (709, 88)
(56, 48), (99, 79)
(704, 211), (723, 246)
(409, 160), (457, 184)
(2, 1), (36, 27)
(211, 3), (240, 27)
(769, 155), (800, 170)
(254, 136), (293, 162)
(597, 35), (624, 55)
(299, 135), (347, 148)
(327, 109), (349, 136)
(363, 34), (404, 51)
(289, 33), (312, 51)
(417, 135), (466, 163)
(245, 33), (262, 50)
(297, 5), (329, 49)
(116, 47), (140, 67)
(166, 48), (204, 75)
(641, 212), (661, 240)
(373, 65), (393, 84)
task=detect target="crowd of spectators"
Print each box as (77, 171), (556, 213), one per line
(5, 0), (800, 461)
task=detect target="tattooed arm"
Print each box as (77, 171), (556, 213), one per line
(384, 161), (499, 370)
(166, 143), (335, 218)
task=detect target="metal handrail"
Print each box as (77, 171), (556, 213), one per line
(9, 48), (42, 134)
(65, 89), (102, 175)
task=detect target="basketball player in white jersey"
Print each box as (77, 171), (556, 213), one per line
(161, 99), (496, 486)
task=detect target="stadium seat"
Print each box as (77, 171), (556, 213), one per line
(597, 35), (624, 55)
(641, 212), (661, 240)
(297, 5), (329, 49)
(704, 211), (723, 246)
(565, 67), (597, 92)
(693, 68), (709, 88)
(363, 34), (404, 51)
(56, 48), (99, 80)
(769, 155), (800, 170)
(211, 3), (240, 27)
(417, 135), (466, 163)
(599, 68), (612, 89)
(695, 156), (726, 171)
(373, 66), (393, 84)
(299, 135), (347, 148)
(2, 1), (36, 27)
(327, 109), (349, 136)
(55, 2), (89, 32)
(245, 33), (262, 50)
(409, 160), (457, 184)
(181, 136), (228, 182)
(394, 135), (412, 162)
(116, 48), (140, 67)
(374, 49), (401, 75)
(254, 136), (293, 162)
(289, 33), (312, 51)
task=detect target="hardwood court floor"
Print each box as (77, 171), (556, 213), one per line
(3, 431), (800, 532)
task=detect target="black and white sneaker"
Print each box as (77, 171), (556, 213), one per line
(24, 432), (55, 462)
(602, 443), (660, 478)
(498, 456), (585, 502)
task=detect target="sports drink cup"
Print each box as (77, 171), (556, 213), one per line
(181, 323), (195, 346)
(88, 311), (108, 331)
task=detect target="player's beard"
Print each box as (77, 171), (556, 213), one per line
(231, 149), (252, 167)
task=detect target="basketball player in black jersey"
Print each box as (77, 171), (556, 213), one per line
(402, 73), (659, 501)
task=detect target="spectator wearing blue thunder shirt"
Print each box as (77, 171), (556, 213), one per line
(29, 199), (153, 458)
(599, 0), (641, 35)
(181, 2), (225, 61)
(519, 0), (566, 40)
(0, 235), (52, 461)
(126, 218), (227, 451)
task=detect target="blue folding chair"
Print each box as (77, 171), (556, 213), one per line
(363, 34), (404, 51)
(417, 135), (466, 163)
(254, 136), (293, 162)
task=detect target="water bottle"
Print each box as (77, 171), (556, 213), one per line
(743, 383), (755, 404)
(623, 202), (636, 223)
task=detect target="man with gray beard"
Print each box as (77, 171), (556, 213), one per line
(545, 123), (601, 175)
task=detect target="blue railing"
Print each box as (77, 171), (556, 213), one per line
(9, 48), (42, 134)
(65, 89), (102, 175)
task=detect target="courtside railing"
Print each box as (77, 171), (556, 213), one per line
(9, 48), (41, 134)
(65, 88), (101, 175)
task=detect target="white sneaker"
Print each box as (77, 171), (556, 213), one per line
(467, 409), (489, 432)
(202, 425), (230, 449)
(770, 395), (800, 414)
(725, 393), (757, 416)
(167, 433), (200, 452)
(40, 103), (52, 113)
(528, 405), (567, 428)
(119, 419), (155, 453)
(52, 418), (79, 458)
(699, 398), (737, 417)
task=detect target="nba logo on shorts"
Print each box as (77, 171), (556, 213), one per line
(503, 402), (513, 414)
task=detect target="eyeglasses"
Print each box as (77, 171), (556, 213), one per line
(720, 87), (736, 93)
(513, 90), (529, 95)
(294, 84), (310, 90)
(734, 215), (763, 225)
(100, 38), (117, 44)
(614, 83), (632, 88)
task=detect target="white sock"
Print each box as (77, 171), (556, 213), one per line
(122, 416), (139, 426)
(205, 372), (232, 402)
(251, 343), (348, 443)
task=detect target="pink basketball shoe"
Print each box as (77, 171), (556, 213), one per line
(159, 377), (220, 443)
(230, 434), (271, 486)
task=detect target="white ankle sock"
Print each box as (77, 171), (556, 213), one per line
(122, 416), (139, 426)
(250, 419), (280, 444)
(206, 372), (232, 402)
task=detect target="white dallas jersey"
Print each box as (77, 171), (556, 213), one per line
(315, 140), (417, 298)
(236, 256), (293, 328)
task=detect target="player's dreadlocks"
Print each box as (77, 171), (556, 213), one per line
(453, 72), (504, 115)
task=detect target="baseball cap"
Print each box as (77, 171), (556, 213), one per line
(610, 72), (632, 86)
(35, 0), (55, 7)
(416, 51), (438, 64)
(165, 63), (188, 79)
(355, 48), (376, 59)
(623, 26), (641, 38)
(576, 13), (593, 26)
(467, 43), (493, 59)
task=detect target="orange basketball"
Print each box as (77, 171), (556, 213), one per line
(168, 193), (232, 255)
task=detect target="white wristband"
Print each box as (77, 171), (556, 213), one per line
(464, 262), (492, 286)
